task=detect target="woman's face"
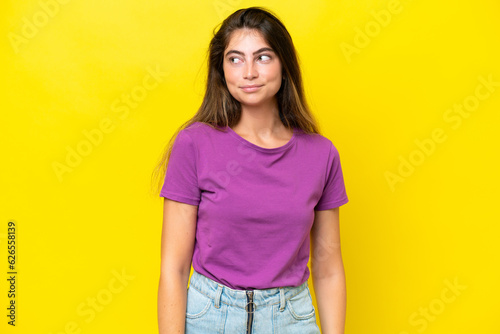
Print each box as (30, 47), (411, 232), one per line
(222, 29), (282, 110)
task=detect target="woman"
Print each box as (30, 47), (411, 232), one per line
(154, 7), (348, 334)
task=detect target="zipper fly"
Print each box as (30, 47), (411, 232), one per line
(246, 290), (255, 334)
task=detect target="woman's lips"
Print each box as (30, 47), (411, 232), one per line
(240, 85), (263, 92)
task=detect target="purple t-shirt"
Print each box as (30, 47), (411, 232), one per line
(160, 121), (348, 290)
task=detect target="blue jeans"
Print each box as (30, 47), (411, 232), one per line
(185, 269), (321, 333)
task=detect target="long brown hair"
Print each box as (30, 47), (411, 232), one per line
(151, 6), (321, 195)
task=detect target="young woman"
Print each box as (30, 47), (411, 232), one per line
(154, 7), (348, 334)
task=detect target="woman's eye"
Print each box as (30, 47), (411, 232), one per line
(259, 55), (271, 62)
(229, 57), (242, 64)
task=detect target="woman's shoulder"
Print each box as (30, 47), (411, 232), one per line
(296, 128), (337, 152)
(177, 122), (228, 145)
(182, 121), (224, 135)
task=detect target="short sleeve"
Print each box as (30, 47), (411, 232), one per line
(160, 130), (201, 205)
(314, 142), (349, 211)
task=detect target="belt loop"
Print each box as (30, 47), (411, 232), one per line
(214, 284), (223, 309)
(279, 287), (285, 311)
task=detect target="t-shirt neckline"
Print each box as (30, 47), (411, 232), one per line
(225, 125), (298, 153)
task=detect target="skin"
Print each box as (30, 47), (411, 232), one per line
(158, 199), (197, 334)
(222, 28), (293, 148)
(310, 208), (347, 333)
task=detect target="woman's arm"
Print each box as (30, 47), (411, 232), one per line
(158, 198), (198, 334)
(310, 207), (346, 334)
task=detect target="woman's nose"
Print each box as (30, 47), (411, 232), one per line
(243, 61), (258, 79)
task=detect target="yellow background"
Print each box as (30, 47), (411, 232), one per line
(1, 0), (499, 333)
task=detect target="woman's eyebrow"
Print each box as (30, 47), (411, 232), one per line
(225, 47), (274, 57)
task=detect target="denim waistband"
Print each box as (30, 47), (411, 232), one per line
(188, 269), (309, 311)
